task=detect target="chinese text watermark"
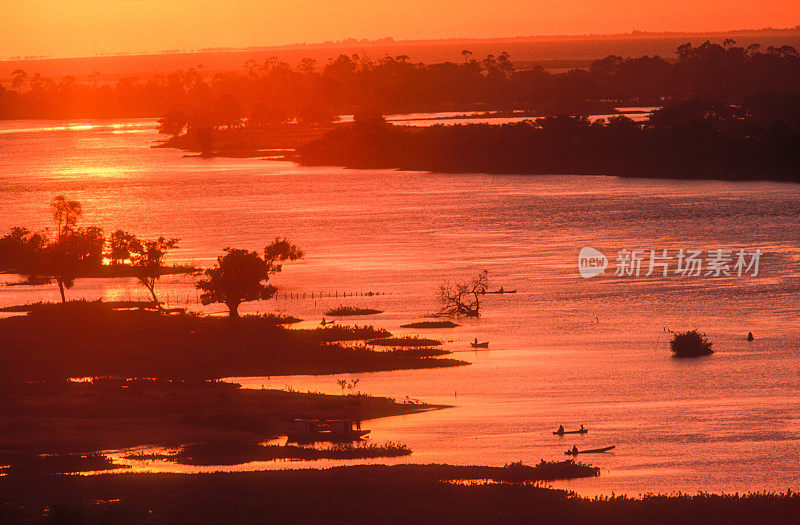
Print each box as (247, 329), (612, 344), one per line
(578, 247), (761, 279)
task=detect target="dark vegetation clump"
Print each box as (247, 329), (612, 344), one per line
(0, 452), (126, 475)
(260, 313), (302, 325)
(498, 459), (599, 482)
(400, 321), (460, 329)
(313, 324), (390, 342)
(670, 329), (715, 357)
(324, 305), (383, 316)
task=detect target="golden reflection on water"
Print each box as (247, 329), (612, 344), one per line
(1, 118), (800, 496)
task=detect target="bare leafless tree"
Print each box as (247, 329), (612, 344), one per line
(438, 269), (488, 317)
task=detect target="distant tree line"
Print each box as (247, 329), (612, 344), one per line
(298, 93), (800, 182)
(2, 40), (799, 128)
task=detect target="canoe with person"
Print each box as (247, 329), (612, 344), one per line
(565, 445), (615, 456)
(478, 286), (517, 294)
(554, 424), (588, 435)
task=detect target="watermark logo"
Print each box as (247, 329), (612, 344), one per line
(578, 247), (762, 278)
(578, 246), (608, 278)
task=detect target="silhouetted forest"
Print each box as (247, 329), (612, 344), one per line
(299, 94), (800, 181)
(2, 40), (800, 125)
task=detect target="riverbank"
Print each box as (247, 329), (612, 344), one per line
(154, 124), (335, 158)
(1, 465), (798, 524)
(0, 378), (443, 464)
(0, 301), (467, 379)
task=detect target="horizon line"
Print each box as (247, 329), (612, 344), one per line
(2, 25), (799, 63)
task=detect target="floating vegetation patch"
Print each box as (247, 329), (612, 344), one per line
(670, 329), (714, 357)
(325, 306), (384, 316)
(400, 321), (459, 329)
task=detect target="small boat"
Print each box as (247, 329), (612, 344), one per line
(479, 289), (517, 295)
(470, 341), (489, 348)
(553, 428), (588, 435)
(287, 418), (369, 443)
(565, 445), (615, 456)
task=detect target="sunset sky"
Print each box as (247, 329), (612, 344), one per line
(1, 0), (799, 59)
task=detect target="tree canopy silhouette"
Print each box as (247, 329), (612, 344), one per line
(49, 196), (90, 302)
(196, 239), (303, 318)
(439, 270), (488, 317)
(129, 236), (180, 308)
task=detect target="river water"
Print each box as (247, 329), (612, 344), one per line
(1, 118), (799, 496)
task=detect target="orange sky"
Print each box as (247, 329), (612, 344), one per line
(2, 0), (799, 59)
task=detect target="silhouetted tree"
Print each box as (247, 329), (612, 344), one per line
(196, 239), (303, 318)
(10, 70), (27, 93)
(49, 196), (83, 302)
(129, 236), (179, 307)
(109, 230), (136, 265)
(438, 270), (488, 317)
(158, 111), (188, 138)
(0, 227), (48, 277)
(297, 58), (317, 73)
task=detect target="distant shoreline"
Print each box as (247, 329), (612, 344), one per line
(296, 114), (800, 184)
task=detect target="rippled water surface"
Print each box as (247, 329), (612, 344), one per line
(1, 119), (799, 495)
